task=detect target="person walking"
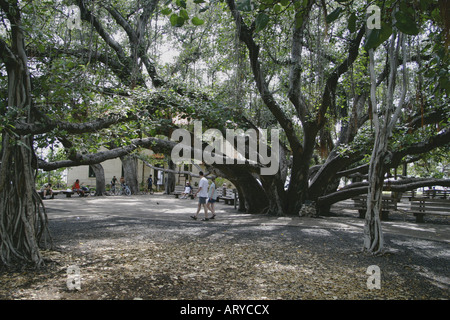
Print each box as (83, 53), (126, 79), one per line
(190, 171), (209, 221)
(207, 177), (218, 219)
(147, 175), (153, 194)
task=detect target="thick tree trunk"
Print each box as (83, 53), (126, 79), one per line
(120, 155), (139, 194)
(0, 2), (50, 267)
(259, 173), (286, 216)
(90, 164), (106, 196)
(235, 175), (270, 214)
(363, 135), (387, 254)
(164, 160), (176, 194)
(214, 165), (269, 214)
(363, 30), (405, 254)
(363, 43), (385, 255)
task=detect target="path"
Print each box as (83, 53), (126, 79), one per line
(1, 193), (448, 300)
(47, 194), (450, 243)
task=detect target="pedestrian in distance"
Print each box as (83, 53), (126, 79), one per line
(190, 171), (209, 221)
(147, 175), (154, 194)
(207, 177), (218, 219)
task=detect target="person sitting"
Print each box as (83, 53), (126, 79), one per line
(72, 179), (85, 197)
(181, 182), (193, 199)
(43, 183), (54, 199)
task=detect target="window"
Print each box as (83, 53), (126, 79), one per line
(88, 166), (96, 178)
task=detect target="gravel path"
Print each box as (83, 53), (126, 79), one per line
(0, 194), (448, 301)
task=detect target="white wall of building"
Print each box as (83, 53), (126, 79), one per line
(65, 149), (209, 190)
(66, 149), (154, 188)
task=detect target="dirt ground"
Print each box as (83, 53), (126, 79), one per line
(0, 194), (449, 302)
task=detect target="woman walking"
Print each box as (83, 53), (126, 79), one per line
(207, 177), (218, 219)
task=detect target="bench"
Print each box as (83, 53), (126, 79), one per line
(409, 197), (450, 223)
(352, 196), (398, 220)
(173, 185), (186, 198)
(219, 189), (238, 206)
(174, 186), (199, 199)
(37, 190), (60, 199)
(62, 190), (75, 197)
(423, 189), (448, 199)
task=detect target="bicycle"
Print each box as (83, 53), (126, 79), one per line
(81, 185), (96, 196)
(120, 183), (131, 196)
(108, 183), (131, 196)
(88, 186), (96, 196)
(109, 184), (120, 196)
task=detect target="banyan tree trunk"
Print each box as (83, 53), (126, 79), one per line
(0, 8), (51, 266)
(121, 154), (139, 194)
(363, 135), (386, 254)
(0, 133), (50, 267)
(90, 164), (106, 196)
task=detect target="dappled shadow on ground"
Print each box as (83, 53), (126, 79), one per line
(0, 195), (448, 300)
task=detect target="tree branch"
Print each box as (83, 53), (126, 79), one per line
(318, 178), (450, 207)
(14, 111), (139, 135)
(226, 0), (303, 153)
(0, 36), (17, 65)
(317, 26), (365, 129)
(288, 0), (314, 123)
(37, 136), (176, 171)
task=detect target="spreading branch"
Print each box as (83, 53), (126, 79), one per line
(318, 178), (450, 207)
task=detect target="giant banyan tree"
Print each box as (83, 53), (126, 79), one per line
(0, 0), (449, 266)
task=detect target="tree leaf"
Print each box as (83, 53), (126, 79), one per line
(170, 14), (185, 27)
(176, 0), (187, 9)
(170, 14), (179, 27)
(348, 12), (357, 33)
(160, 8), (172, 16)
(236, 0), (252, 12)
(364, 22), (392, 51)
(254, 13), (269, 33)
(274, 4), (281, 13)
(326, 7), (343, 24)
(191, 16), (204, 26)
(295, 14), (303, 29)
(394, 11), (419, 35)
(180, 9), (189, 21)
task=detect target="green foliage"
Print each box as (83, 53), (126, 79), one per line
(409, 147), (450, 179)
(364, 22), (392, 51)
(162, 0), (207, 28)
(394, 10), (419, 35)
(1, 0), (447, 183)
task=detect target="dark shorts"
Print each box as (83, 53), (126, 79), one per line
(198, 197), (207, 204)
(209, 198), (216, 203)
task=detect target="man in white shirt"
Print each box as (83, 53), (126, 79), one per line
(191, 171), (210, 221)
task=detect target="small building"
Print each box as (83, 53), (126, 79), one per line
(65, 149), (204, 191)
